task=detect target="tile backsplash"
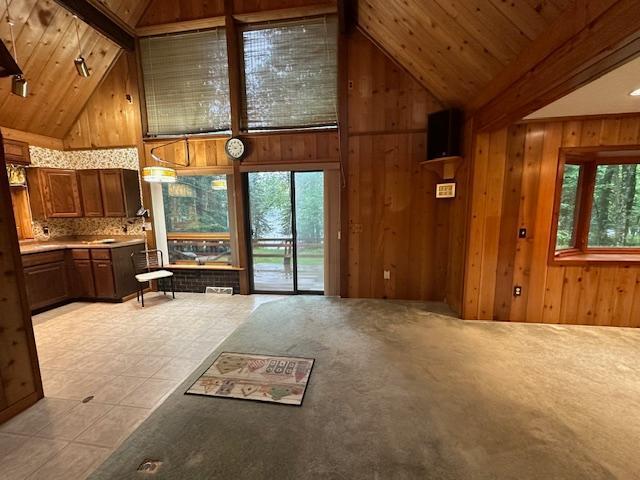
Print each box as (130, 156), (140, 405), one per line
(28, 146), (145, 241)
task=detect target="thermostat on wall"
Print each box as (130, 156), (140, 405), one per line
(436, 182), (456, 199)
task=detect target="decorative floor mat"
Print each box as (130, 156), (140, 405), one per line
(186, 352), (314, 406)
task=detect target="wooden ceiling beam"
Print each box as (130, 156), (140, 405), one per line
(471, 0), (640, 132)
(53, 0), (135, 50)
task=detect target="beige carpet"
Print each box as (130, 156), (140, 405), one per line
(90, 297), (640, 479)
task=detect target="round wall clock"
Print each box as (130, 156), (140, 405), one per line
(225, 137), (246, 160)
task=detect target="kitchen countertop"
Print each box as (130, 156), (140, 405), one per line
(20, 236), (146, 254)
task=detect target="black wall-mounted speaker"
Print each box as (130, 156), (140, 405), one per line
(427, 108), (463, 160)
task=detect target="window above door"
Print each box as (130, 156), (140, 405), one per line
(551, 146), (640, 264)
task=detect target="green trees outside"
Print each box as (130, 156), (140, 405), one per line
(162, 175), (230, 233)
(589, 164), (640, 247)
(556, 164), (580, 249)
(556, 163), (640, 249)
(247, 171), (324, 243)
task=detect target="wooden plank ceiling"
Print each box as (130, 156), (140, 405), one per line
(0, 0), (151, 139)
(357, 0), (573, 106)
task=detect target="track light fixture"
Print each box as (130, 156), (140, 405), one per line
(73, 16), (90, 77)
(5, 0), (28, 97)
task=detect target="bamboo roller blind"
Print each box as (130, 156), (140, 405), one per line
(140, 29), (231, 136)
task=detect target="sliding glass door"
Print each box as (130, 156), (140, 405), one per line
(247, 171), (324, 294)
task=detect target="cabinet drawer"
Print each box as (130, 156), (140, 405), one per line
(70, 248), (90, 260)
(90, 249), (112, 260)
(22, 250), (65, 268)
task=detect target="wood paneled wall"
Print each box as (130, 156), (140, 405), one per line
(64, 53), (142, 149)
(141, 131), (338, 169)
(464, 116), (640, 327)
(0, 133), (43, 424)
(346, 31), (467, 307)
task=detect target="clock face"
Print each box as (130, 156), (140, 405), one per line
(225, 137), (245, 160)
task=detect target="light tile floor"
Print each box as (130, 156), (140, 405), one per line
(0, 292), (281, 480)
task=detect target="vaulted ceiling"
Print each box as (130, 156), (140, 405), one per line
(0, 0), (151, 139)
(1, 0), (575, 141)
(357, 0), (573, 106)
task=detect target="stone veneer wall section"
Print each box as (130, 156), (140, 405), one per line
(163, 269), (241, 294)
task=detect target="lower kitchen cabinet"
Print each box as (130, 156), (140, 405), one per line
(92, 260), (116, 298)
(23, 261), (70, 311)
(72, 259), (96, 298)
(22, 243), (144, 311)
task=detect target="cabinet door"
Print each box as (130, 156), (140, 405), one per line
(77, 170), (104, 217)
(99, 170), (126, 217)
(73, 259), (96, 298)
(43, 169), (82, 217)
(23, 262), (70, 310)
(92, 260), (116, 298)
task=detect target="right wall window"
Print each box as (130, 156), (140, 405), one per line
(553, 148), (640, 259)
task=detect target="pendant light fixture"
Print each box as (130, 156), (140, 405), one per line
(142, 138), (191, 184)
(5, 0), (28, 97)
(73, 15), (90, 77)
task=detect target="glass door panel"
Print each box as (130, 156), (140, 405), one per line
(247, 172), (294, 292)
(294, 172), (324, 292)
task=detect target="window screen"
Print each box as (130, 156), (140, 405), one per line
(140, 29), (230, 136)
(241, 16), (338, 130)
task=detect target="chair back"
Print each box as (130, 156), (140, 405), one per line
(131, 249), (165, 274)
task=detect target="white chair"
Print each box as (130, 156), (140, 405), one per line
(131, 249), (175, 307)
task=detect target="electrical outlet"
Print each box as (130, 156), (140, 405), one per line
(518, 228), (527, 238)
(383, 270), (391, 280)
(513, 286), (523, 297)
(142, 222), (153, 231)
(43, 226), (49, 235)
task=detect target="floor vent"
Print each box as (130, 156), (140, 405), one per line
(137, 459), (162, 473)
(205, 286), (233, 295)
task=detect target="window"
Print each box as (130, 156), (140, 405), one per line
(162, 174), (233, 265)
(553, 148), (640, 261)
(140, 29), (230, 136)
(240, 16), (338, 130)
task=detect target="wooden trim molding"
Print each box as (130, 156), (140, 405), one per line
(136, 17), (226, 36)
(233, 4), (337, 23)
(0, 127), (64, 151)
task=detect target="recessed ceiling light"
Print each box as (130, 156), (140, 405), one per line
(629, 88), (640, 96)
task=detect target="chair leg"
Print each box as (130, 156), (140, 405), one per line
(136, 287), (139, 303)
(171, 276), (175, 299)
(141, 287), (145, 308)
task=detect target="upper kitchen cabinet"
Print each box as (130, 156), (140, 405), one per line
(27, 168), (82, 218)
(28, 168), (141, 219)
(2, 139), (31, 165)
(77, 170), (104, 217)
(99, 169), (141, 218)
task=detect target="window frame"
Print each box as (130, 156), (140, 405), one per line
(550, 146), (640, 265)
(161, 171), (235, 266)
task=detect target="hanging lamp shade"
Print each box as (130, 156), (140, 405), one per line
(142, 166), (177, 183)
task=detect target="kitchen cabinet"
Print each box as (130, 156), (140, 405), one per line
(22, 251), (70, 310)
(27, 168), (82, 218)
(22, 244), (144, 311)
(77, 170), (103, 217)
(92, 260), (116, 298)
(40, 168), (141, 218)
(99, 169), (140, 217)
(3, 138), (30, 165)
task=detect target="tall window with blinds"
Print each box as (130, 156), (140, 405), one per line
(241, 16), (338, 131)
(140, 29), (231, 136)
